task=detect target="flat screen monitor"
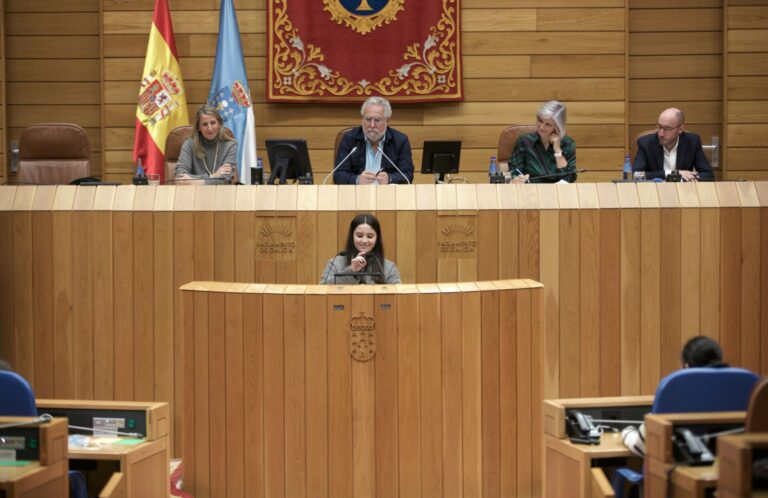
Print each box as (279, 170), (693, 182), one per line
(265, 139), (313, 185)
(421, 141), (461, 182)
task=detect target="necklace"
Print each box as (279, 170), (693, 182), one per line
(201, 142), (220, 176)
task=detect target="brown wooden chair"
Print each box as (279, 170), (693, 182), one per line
(497, 124), (536, 167)
(333, 127), (355, 165)
(746, 376), (768, 433)
(17, 123), (91, 184)
(630, 129), (656, 165)
(164, 125), (194, 182)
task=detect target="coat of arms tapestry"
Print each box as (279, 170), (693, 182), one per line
(267, 0), (462, 102)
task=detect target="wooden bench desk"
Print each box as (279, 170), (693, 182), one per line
(645, 411), (746, 498)
(35, 400), (170, 498)
(543, 396), (653, 498)
(717, 433), (768, 498)
(0, 416), (69, 498)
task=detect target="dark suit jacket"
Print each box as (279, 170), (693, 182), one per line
(333, 126), (414, 184)
(633, 132), (713, 181)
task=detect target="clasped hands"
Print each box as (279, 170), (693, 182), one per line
(175, 163), (233, 181)
(358, 170), (389, 185)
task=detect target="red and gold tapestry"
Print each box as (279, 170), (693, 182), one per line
(267, 0), (462, 102)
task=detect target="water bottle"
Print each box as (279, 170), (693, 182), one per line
(252, 156), (264, 185)
(622, 153), (632, 180)
(132, 158), (148, 185)
(489, 156), (504, 184)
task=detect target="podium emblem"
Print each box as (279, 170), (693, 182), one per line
(349, 312), (376, 362)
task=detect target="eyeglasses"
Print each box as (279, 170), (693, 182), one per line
(363, 116), (385, 125)
(655, 124), (680, 133)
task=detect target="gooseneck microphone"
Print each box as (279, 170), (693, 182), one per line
(323, 146), (358, 185)
(378, 148), (412, 185)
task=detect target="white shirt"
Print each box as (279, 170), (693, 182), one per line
(663, 137), (679, 176)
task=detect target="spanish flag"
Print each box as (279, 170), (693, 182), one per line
(132, 0), (188, 181)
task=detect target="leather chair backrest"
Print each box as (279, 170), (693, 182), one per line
(497, 124), (537, 165)
(333, 127), (356, 165)
(165, 125), (195, 182)
(18, 123), (91, 185)
(652, 367), (759, 414)
(631, 129), (656, 166)
(746, 376), (768, 432)
(0, 370), (37, 416)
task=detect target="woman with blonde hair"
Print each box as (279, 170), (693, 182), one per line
(175, 104), (238, 181)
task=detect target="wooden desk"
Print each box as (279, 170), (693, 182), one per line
(182, 279), (543, 498)
(2, 181), (768, 471)
(645, 411), (746, 498)
(543, 396), (653, 498)
(0, 417), (69, 498)
(67, 437), (167, 498)
(34, 400), (170, 498)
(718, 433), (768, 498)
(0, 461), (69, 498)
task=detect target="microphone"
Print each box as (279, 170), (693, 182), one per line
(323, 146), (358, 185)
(524, 168), (586, 182)
(378, 148), (411, 185)
(333, 251), (385, 283)
(365, 251), (387, 284)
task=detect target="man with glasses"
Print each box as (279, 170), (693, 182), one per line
(333, 96), (414, 184)
(633, 107), (713, 181)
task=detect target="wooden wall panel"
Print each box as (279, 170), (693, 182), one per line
(3, 0), (767, 184)
(3, 1), (102, 180)
(726, 3), (768, 178)
(628, 1), (725, 179)
(1, 4), (5, 182)
(95, 0), (628, 183)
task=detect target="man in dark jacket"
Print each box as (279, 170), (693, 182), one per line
(633, 107), (713, 181)
(333, 96), (414, 185)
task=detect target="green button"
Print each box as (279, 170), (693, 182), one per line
(128, 419), (136, 429)
(30, 438), (38, 449)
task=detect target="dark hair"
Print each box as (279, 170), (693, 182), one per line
(343, 213), (385, 282)
(681, 336), (727, 368)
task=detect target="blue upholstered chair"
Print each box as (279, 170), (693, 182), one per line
(612, 367), (760, 497)
(0, 370), (37, 415)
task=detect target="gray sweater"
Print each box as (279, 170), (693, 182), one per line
(175, 136), (238, 179)
(319, 254), (401, 285)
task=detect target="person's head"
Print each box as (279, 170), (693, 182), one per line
(656, 107), (685, 150)
(536, 100), (567, 143)
(344, 213), (384, 261)
(192, 104), (227, 158)
(681, 336), (726, 368)
(360, 97), (392, 145)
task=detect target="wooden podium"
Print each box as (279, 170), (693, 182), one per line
(181, 279), (542, 498)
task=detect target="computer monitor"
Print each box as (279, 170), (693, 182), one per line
(265, 139), (313, 185)
(421, 141), (461, 182)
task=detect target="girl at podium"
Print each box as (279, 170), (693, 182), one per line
(320, 213), (401, 285)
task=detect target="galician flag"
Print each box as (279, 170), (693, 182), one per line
(132, 0), (188, 182)
(208, 0), (257, 185)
